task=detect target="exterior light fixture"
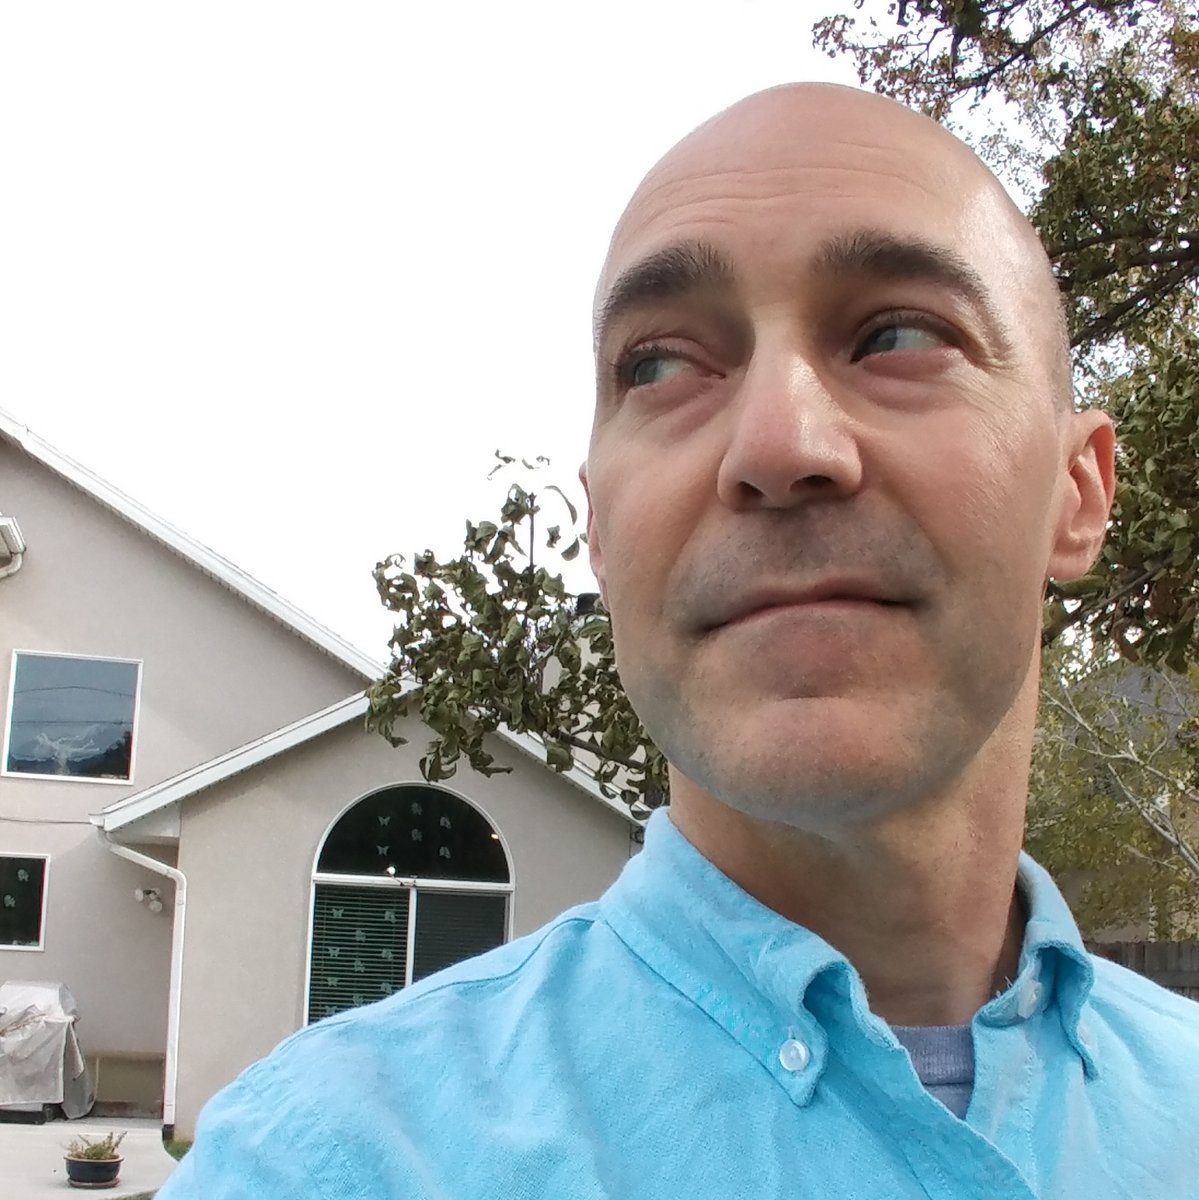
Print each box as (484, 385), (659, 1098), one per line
(0, 515), (25, 579)
(0, 515), (24, 556)
(134, 886), (164, 913)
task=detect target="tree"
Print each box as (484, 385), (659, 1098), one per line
(814, 0), (1199, 670)
(368, 0), (1199, 933)
(368, 457), (668, 817)
(1030, 640), (1199, 936)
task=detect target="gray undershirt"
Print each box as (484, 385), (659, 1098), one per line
(890, 1024), (975, 1119)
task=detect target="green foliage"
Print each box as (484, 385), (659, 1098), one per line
(1030, 640), (1199, 936)
(368, 455), (667, 816)
(65, 1131), (126, 1160)
(815, 0), (1199, 671)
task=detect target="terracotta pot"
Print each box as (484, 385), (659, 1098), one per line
(64, 1155), (123, 1189)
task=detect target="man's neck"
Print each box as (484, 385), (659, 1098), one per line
(667, 768), (1028, 1028)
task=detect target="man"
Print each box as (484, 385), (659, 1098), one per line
(159, 84), (1198, 1198)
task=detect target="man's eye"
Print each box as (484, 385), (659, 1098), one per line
(854, 323), (946, 359)
(620, 350), (690, 389)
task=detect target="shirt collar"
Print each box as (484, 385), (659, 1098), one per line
(1007, 848), (1098, 1074)
(602, 810), (1098, 1087)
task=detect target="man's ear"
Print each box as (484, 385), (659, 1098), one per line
(1046, 409), (1117, 582)
(579, 462), (608, 607)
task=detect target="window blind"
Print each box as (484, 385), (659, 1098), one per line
(308, 884), (409, 1023)
(411, 890), (508, 984)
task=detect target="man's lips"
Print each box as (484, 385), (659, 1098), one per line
(700, 581), (909, 632)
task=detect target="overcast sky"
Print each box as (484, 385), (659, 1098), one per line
(1, 2), (859, 658)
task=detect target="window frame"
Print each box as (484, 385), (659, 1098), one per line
(0, 852), (51, 952)
(304, 873), (513, 1024)
(2, 649), (144, 786)
(304, 785), (516, 1026)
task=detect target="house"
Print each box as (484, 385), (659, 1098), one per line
(0, 407), (638, 1139)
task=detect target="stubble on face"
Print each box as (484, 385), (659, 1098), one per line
(586, 83), (1071, 833)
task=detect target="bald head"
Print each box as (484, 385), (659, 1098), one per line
(582, 81), (1114, 836)
(596, 83), (1071, 410)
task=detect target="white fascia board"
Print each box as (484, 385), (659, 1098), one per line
(95, 693), (371, 832)
(0, 407), (382, 679)
(497, 725), (644, 826)
(94, 692), (642, 834)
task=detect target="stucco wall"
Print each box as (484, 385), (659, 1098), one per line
(173, 717), (635, 1137)
(0, 441), (366, 1062)
(0, 822), (176, 1056)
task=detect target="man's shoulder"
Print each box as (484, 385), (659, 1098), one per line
(265, 899), (630, 1077)
(1086, 950), (1199, 1053)
(161, 902), (650, 1198)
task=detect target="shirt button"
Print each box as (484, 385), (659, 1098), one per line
(1016, 979), (1043, 1019)
(778, 1038), (811, 1073)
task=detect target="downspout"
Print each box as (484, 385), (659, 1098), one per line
(0, 552), (22, 579)
(99, 832), (186, 1139)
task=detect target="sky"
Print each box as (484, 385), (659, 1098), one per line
(1, 2), (860, 659)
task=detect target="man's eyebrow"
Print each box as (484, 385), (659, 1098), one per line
(594, 241), (734, 348)
(594, 229), (1013, 355)
(815, 229), (1012, 351)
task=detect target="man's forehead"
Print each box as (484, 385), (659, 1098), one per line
(597, 85), (997, 299)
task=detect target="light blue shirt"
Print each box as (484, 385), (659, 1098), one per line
(160, 810), (1199, 1199)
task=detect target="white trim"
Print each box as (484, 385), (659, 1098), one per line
(0, 852), (51, 952)
(3, 649), (143, 786)
(302, 875), (317, 1025)
(95, 700), (641, 841)
(96, 694), (370, 832)
(313, 873), (514, 893)
(496, 724), (640, 823)
(0, 406), (380, 679)
(404, 890), (418, 988)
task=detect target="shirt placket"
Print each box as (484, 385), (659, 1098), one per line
(805, 979), (1043, 1200)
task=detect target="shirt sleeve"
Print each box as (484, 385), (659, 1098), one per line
(154, 1057), (345, 1200)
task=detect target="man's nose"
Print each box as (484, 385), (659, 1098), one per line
(715, 350), (864, 510)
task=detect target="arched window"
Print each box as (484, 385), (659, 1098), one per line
(307, 785), (512, 1023)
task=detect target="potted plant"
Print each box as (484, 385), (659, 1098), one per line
(64, 1130), (126, 1189)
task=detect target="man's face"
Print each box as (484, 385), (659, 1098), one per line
(584, 86), (1103, 829)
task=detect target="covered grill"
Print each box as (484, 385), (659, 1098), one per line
(0, 981), (95, 1120)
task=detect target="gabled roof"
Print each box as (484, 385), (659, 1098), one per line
(0, 406), (380, 677)
(94, 693), (371, 832)
(0, 407), (636, 830)
(95, 691), (637, 834)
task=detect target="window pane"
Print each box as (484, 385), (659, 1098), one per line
(0, 856), (47, 947)
(318, 786), (509, 882)
(308, 884), (409, 1022)
(6, 654), (139, 780)
(411, 890), (507, 983)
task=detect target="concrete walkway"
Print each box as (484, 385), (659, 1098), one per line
(0, 1116), (179, 1198)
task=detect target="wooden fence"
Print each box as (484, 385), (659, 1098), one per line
(1085, 941), (1199, 1001)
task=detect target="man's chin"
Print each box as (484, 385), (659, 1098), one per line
(664, 699), (935, 826)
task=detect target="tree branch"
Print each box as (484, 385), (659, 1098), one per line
(559, 732), (641, 773)
(1101, 762), (1199, 877)
(943, 0), (1098, 97)
(1042, 690), (1199, 815)
(1043, 563), (1162, 647)
(1061, 242), (1199, 291)
(1046, 227), (1198, 259)
(1071, 257), (1199, 347)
